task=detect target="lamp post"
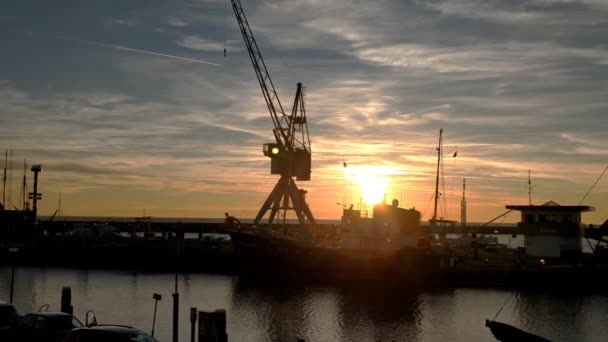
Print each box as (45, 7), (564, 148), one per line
(172, 234), (180, 342)
(8, 246), (20, 303)
(151, 293), (162, 338)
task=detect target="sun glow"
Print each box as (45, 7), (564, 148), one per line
(344, 165), (400, 205)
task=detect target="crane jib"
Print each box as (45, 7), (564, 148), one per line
(231, 0), (290, 147)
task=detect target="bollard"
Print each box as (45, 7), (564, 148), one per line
(198, 309), (228, 342)
(61, 287), (73, 315)
(214, 309), (227, 342)
(190, 307), (197, 342)
(198, 311), (215, 342)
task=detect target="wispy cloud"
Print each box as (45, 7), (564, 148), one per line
(1, 0), (606, 223)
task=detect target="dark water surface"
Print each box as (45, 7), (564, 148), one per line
(1, 267), (607, 341)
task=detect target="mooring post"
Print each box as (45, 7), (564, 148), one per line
(61, 286), (73, 315)
(198, 311), (214, 342)
(214, 309), (227, 342)
(190, 307), (197, 342)
(198, 308), (228, 342)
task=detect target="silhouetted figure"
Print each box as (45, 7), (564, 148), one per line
(224, 212), (241, 229)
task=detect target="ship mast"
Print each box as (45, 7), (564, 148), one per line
(461, 178), (466, 227)
(528, 170), (532, 205)
(432, 128), (443, 224)
(2, 149), (7, 208)
(20, 159), (27, 210)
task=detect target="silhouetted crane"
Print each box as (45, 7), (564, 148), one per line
(231, 0), (315, 226)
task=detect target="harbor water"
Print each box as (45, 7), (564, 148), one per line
(1, 266), (607, 341)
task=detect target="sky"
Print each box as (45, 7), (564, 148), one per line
(0, 0), (607, 224)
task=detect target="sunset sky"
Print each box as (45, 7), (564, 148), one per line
(1, 0), (607, 224)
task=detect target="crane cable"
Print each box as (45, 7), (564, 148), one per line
(224, 0), (228, 57)
(579, 164), (608, 205)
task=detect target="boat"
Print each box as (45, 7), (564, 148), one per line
(229, 200), (443, 281)
(485, 319), (553, 342)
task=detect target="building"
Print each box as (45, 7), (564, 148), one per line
(506, 201), (593, 258)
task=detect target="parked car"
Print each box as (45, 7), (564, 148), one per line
(71, 224), (121, 239)
(0, 302), (20, 340)
(18, 312), (83, 342)
(64, 325), (159, 342)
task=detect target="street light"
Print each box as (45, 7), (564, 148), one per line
(151, 293), (162, 338)
(8, 245), (20, 303)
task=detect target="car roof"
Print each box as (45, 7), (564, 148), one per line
(25, 312), (74, 317)
(81, 325), (139, 332)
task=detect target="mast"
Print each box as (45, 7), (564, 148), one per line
(20, 159), (27, 210)
(432, 128), (443, 224)
(8, 150), (13, 208)
(528, 170), (532, 205)
(2, 149), (6, 208)
(461, 178), (467, 227)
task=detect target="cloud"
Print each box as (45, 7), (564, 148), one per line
(1, 0), (607, 222)
(177, 35), (241, 52)
(166, 16), (189, 27)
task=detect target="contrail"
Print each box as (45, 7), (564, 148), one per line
(17, 28), (223, 67)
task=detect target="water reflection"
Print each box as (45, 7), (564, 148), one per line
(336, 283), (422, 341)
(1, 267), (607, 342)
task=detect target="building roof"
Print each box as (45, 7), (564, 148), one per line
(506, 201), (594, 212)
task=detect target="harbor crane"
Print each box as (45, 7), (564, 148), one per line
(231, 0), (315, 226)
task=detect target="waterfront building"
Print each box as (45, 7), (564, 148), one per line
(506, 201), (593, 258)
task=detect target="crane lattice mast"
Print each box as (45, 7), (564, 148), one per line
(231, 0), (315, 226)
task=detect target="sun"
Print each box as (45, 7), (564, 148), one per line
(345, 165), (396, 205)
(358, 177), (388, 204)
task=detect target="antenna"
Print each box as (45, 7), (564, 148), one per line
(528, 170), (532, 206)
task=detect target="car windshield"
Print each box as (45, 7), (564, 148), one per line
(73, 329), (159, 342)
(47, 315), (82, 329)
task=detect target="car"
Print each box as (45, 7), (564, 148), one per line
(71, 224), (121, 239)
(64, 325), (159, 342)
(0, 302), (20, 340)
(18, 312), (83, 342)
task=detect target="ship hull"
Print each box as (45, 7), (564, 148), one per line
(229, 230), (442, 282)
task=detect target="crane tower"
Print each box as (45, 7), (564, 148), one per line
(231, 0), (315, 226)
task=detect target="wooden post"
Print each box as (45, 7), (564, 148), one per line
(190, 307), (197, 342)
(198, 309), (228, 342)
(214, 309), (227, 342)
(61, 287), (73, 315)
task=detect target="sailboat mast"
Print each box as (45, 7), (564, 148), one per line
(2, 149), (6, 207)
(20, 159), (27, 210)
(528, 170), (532, 205)
(432, 128), (443, 223)
(461, 178), (467, 227)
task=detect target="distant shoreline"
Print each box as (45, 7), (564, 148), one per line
(37, 215), (525, 227)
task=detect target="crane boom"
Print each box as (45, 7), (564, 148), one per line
(231, 0), (291, 150)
